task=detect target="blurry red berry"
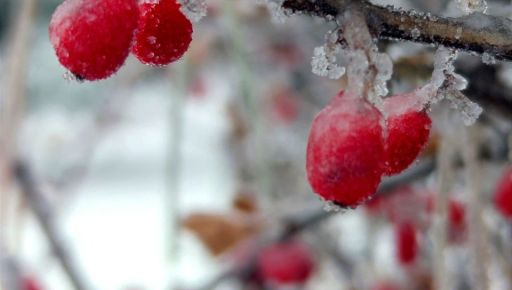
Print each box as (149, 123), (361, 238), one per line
(306, 91), (384, 207)
(49, 0), (138, 80)
(132, 0), (193, 65)
(383, 93), (431, 175)
(371, 280), (401, 290)
(395, 222), (418, 265)
(270, 87), (299, 124)
(494, 167), (512, 220)
(22, 276), (43, 290)
(257, 239), (315, 285)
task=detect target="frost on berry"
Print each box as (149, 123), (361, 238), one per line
(132, 0), (193, 66)
(311, 30), (345, 80)
(177, 0), (207, 22)
(494, 167), (512, 220)
(395, 222), (419, 265)
(383, 92), (432, 176)
(49, 0), (138, 81)
(257, 239), (315, 285)
(306, 91), (384, 208)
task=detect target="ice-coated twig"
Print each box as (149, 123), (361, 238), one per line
(13, 162), (92, 290)
(282, 0), (512, 61)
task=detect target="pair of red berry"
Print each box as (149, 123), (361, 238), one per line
(49, 0), (193, 81)
(306, 91), (432, 207)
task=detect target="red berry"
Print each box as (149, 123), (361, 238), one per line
(306, 91), (385, 207)
(371, 280), (401, 290)
(257, 239), (315, 285)
(383, 93), (431, 176)
(49, 0), (138, 81)
(494, 167), (512, 220)
(22, 276), (43, 290)
(270, 86), (299, 124)
(132, 0), (193, 65)
(395, 222), (418, 265)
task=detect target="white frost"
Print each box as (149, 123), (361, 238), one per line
(311, 29), (346, 80)
(177, 0), (207, 22)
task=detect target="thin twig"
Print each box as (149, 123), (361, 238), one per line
(13, 162), (92, 290)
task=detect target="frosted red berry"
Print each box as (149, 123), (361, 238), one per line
(306, 91), (385, 207)
(494, 167), (512, 220)
(383, 93), (431, 176)
(132, 0), (193, 65)
(395, 222), (418, 265)
(49, 0), (138, 81)
(257, 239), (314, 285)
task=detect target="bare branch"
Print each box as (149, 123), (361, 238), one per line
(13, 162), (92, 290)
(283, 0), (512, 61)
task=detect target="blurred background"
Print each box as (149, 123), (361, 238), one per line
(2, 0), (512, 290)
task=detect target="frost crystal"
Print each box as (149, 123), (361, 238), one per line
(311, 30), (345, 80)
(411, 27), (420, 39)
(257, 0), (288, 23)
(446, 91), (483, 126)
(422, 47), (482, 125)
(456, 0), (488, 14)
(177, 0), (207, 22)
(481, 52), (497, 64)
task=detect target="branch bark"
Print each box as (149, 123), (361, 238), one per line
(282, 0), (512, 61)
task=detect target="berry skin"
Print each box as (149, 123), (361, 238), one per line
(306, 91), (385, 207)
(132, 0), (193, 65)
(383, 93), (431, 176)
(395, 222), (418, 265)
(257, 239), (314, 285)
(494, 167), (512, 220)
(49, 0), (138, 81)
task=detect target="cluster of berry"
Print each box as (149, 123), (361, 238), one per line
(306, 91), (431, 208)
(49, 0), (193, 81)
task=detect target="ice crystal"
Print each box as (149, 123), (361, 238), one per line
(311, 29), (345, 80)
(456, 0), (488, 14)
(258, 0), (289, 23)
(178, 0), (207, 22)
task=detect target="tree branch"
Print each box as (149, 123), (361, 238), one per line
(13, 162), (92, 290)
(283, 0), (512, 61)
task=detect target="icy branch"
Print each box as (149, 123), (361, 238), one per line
(282, 0), (512, 61)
